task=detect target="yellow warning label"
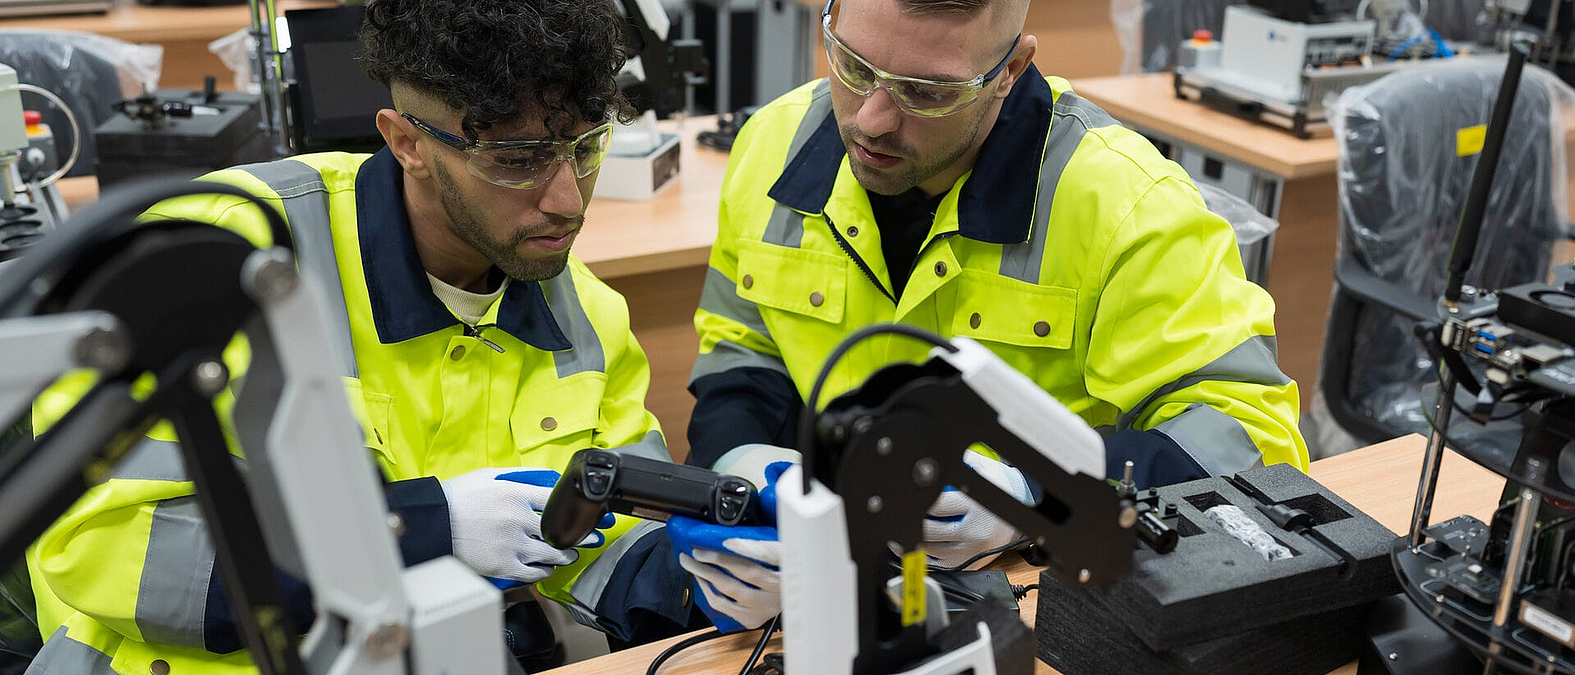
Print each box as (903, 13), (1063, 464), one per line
(1457, 124), (1487, 157)
(901, 549), (928, 627)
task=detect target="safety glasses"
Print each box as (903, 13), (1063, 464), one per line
(402, 113), (615, 190)
(821, 0), (1020, 118)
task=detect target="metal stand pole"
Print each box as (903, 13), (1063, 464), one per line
(1410, 371), (1458, 547)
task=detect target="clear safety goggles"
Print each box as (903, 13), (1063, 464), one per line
(821, 0), (1020, 118)
(402, 113), (614, 190)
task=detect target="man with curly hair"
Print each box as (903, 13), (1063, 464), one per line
(21, 1), (722, 673)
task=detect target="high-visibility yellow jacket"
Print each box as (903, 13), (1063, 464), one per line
(688, 69), (1309, 486)
(25, 150), (687, 675)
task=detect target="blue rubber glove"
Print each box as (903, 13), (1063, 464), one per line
(440, 468), (615, 590)
(667, 461), (791, 632)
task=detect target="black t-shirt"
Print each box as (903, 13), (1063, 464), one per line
(867, 188), (948, 299)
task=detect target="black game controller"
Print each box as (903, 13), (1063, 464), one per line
(541, 449), (765, 548)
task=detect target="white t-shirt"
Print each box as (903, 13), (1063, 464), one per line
(427, 272), (508, 326)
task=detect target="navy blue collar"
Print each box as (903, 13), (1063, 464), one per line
(767, 64), (1057, 245)
(355, 148), (571, 351)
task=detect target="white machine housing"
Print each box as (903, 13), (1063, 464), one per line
(1213, 6), (1376, 104)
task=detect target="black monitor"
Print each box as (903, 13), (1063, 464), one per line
(1247, 0), (1362, 23)
(284, 6), (391, 152)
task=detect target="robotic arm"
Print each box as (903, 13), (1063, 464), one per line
(0, 179), (504, 675)
(779, 329), (1140, 675)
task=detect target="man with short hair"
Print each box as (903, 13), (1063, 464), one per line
(674, 0), (1309, 632)
(24, 1), (706, 672)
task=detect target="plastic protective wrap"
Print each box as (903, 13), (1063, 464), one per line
(1204, 505), (1293, 561)
(1197, 182), (1280, 284)
(0, 30), (163, 178)
(209, 27), (257, 94)
(1323, 58), (1574, 449)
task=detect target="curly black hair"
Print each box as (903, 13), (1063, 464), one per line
(359, 0), (635, 140)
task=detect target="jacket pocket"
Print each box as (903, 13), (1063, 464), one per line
(950, 270), (1077, 350)
(510, 380), (602, 456)
(343, 377), (396, 467)
(735, 238), (848, 324)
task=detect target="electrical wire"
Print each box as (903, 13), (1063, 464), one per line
(927, 536), (1030, 573)
(798, 324), (958, 495)
(737, 616), (779, 675)
(645, 628), (728, 675)
(5, 83), (79, 188)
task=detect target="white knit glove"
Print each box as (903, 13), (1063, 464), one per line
(923, 451), (1034, 570)
(440, 467), (590, 586)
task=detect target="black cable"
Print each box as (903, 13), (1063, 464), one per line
(1012, 583), (1040, 600)
(738, 616), (779, 675)
(927, 536), (1030, 574)
(798, 324), (958, 495)
(645, 628), (729, 675)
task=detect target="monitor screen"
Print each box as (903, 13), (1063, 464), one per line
(286, 6), (391, 151)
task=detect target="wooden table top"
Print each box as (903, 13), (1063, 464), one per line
(1069, 73), (1341, 181)
(0, 1), (339, 43)
(55, 115), (731, 281)
(541, 434), (1505, 675)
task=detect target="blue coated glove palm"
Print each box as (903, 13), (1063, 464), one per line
(440, 468), (615, 590)
(666, 461), (792, 632)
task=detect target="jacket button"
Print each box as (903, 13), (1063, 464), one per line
(934, 261), (948, 277)
(541, 417), (558, 432)
(741, 274), (754, 289)
(846, 226), (860, 237)
(809, 291), (825, 307)
(450, 345), (466, 360)
(150, 660), (170, 675)
(970, 313), (981, 329)
(1034, 321), (1051, 337)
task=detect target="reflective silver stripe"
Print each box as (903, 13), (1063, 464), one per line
(1000, 91), (1120, 284)
(609, 430), (671, 462)
(690, 339), (791, 383)
(565, 519), (665, 627)
(1051, 91), (1120, 131)
(107, 438), (247, 483)
(235, 159), (357, 378)
(24, 627), (114, 675)
(109, 438), (186, 482)
(1155, 403), (1264, 475)
(1116, 335), (1290, 431)
(136, 496), (216, 649)
(543, 272), (606, 379)
(698, 267), (772, 337)
(762, 81), (834, 248)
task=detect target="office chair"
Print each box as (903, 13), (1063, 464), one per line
(0, 30), (144, 179)
(1310, 58), (1575, 457)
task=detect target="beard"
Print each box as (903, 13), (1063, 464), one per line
(433, 160), (578, 282)
(838, 103), (990, 196)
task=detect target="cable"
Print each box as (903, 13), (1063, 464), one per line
(645, 628), (728, 675)
(1011, 583), (1039, 600)
(927, 535), (1030, 574)
(738, 616), (779, 675)
(797, 324), (958, 495)
(5, 83), (79, 188)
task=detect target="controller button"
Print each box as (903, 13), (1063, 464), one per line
(586, 453), (616, 469)
(586, 472), (612, 495)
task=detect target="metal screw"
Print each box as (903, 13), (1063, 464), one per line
(876, 437), (893, 456)
(365, 622), (409, 657)
(867, 496), (883, 513)
(74, 326), (130, 372)
(914, 458), (938, 486)
(191, 360), (229, 396)
(387, 513), (405, 537)
(1388, 653), (1398, 661)
(1119, 507), (1138, 529)
(1078, 569), (1091, 583)
(1035, 536), (1047, 546)
(853, 417), (874, 435)
(244, 250), (299, 301)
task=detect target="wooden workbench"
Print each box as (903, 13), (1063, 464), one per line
(2, 0), (340, 91)
(538, 434), (1503, 675)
